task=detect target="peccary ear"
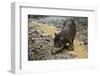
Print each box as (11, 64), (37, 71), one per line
(55, 33), (57, 36)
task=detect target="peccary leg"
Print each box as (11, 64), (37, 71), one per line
(69, 40), (74, 51)
(62, 43), (70, 50)
(63, 43), (67, 49)
(72, 39), (74, 50)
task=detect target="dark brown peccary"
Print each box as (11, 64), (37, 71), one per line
(54, 19), (76, 51)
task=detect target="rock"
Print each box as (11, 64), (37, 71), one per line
(80, 39), (88, 45)
(83, 39), (88, 45)
(35, 29), (42, 34)
(80, 41), (84, 45)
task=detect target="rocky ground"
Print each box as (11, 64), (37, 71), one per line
(28, 22), (88, 60)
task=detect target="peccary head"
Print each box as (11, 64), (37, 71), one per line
(54, 33), (64, 49)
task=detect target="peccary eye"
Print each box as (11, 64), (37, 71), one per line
(60, 37), (63, 41)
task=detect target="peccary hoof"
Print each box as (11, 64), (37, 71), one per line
(68, 46), (74, 51)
